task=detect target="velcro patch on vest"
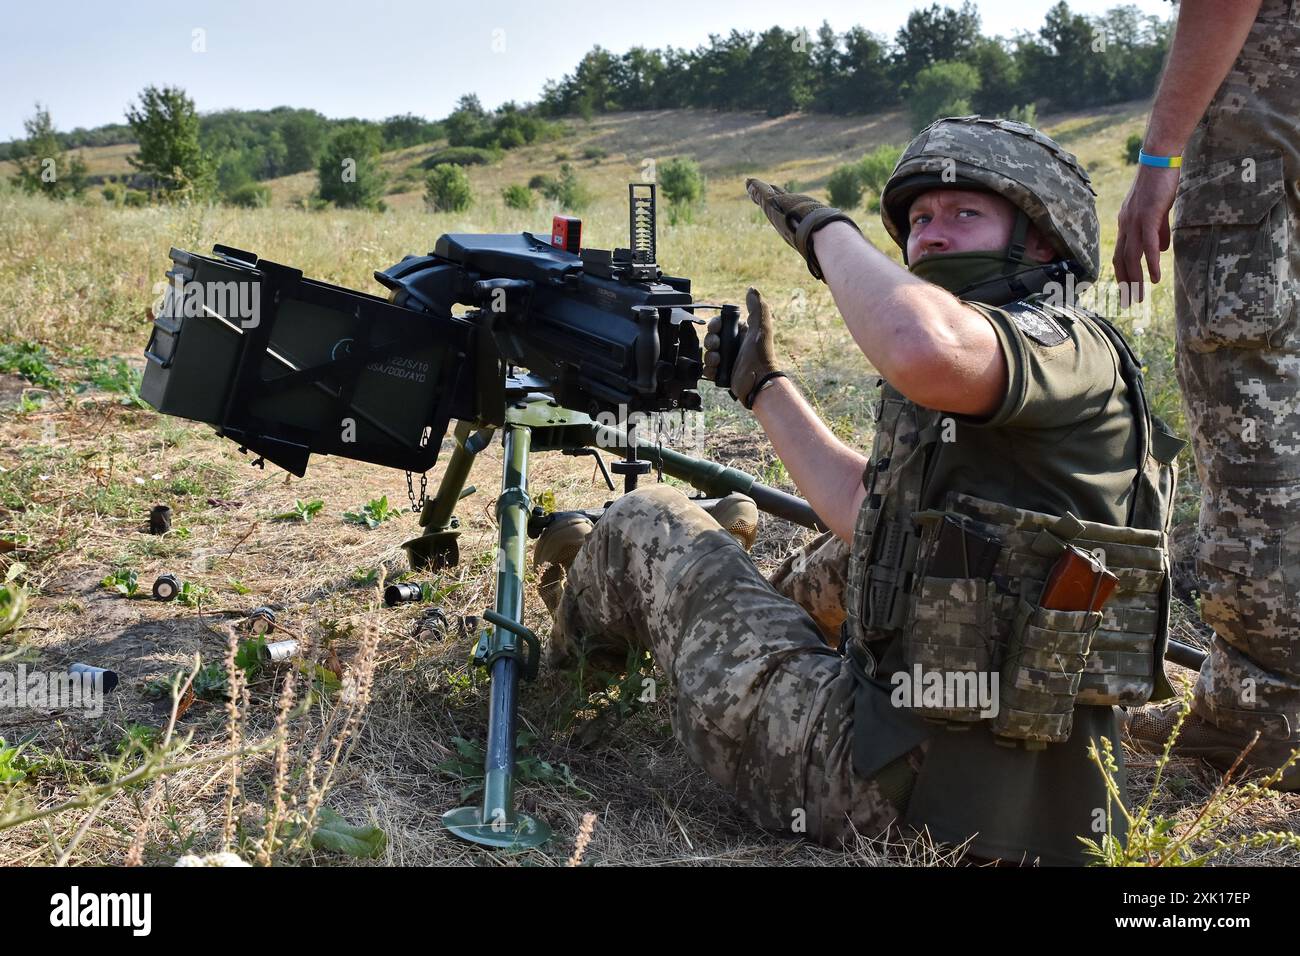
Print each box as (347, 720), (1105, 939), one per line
(1005, 301), (1069, 347)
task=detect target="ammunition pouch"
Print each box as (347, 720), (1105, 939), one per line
(871, 491), (1172, 745)
(991, 598), (1099, 746)
(901, 573), (994, 724)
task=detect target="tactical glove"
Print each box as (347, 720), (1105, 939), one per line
(703, 287), (786, 410)
(746, 177), (862, 281)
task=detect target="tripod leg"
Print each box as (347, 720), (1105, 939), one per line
(442, 419), (550, 848)
(401, 420), (484, 570)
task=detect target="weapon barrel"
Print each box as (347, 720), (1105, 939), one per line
(1165, 638), (1208, 672)
(594, 425), (827, 531)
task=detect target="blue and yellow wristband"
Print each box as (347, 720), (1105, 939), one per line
(1138, 150), (1182, 168)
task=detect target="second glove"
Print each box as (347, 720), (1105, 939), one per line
(703, 287), (786, 410)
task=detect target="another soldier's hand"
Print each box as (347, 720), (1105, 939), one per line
(1113, 164), (1179, 303)
(746, 178), (862, 281)
(703, 287), (782, 410)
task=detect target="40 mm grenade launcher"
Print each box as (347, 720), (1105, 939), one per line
(140, 184), (826, 848)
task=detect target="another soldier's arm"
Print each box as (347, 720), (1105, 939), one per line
(1113, 0), (1263, 299)
(749, 376), (868, 544)
(813, 221), (1007, 419)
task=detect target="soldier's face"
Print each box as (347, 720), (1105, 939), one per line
(906, 188), (1047, 264)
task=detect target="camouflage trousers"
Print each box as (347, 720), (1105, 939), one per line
(548, 484), (924, 845)
(1173, 0), (1300, 742)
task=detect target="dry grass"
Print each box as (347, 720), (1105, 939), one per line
(1, 102), (1295, 867)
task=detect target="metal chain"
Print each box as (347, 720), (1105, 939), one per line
(405, 470), (428, 513)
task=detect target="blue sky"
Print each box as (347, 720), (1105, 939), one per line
(0, 0), (1175, 140)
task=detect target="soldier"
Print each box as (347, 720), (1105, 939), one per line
(1115, 0), (1300, 788)
(536, 117), (1182, 865)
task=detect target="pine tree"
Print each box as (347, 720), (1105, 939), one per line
(125, 85), (214, 201)
(10, 104), (88, 198)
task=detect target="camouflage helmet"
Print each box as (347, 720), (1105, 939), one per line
(880, 116), (1100, 282)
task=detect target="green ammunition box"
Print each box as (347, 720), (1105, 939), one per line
(142, 245), (475, 476)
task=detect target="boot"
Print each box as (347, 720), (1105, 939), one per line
(1124, 699), (1300, 791)
(702, 492), (760, 552)
(533, 512), (595, 616)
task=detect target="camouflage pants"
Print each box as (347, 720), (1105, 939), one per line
(1173, 0), (1300, 742)
(548, 484), (922, 845)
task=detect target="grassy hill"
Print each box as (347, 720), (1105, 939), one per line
(2, 102), (1289, 868)
(8, 100), (1149, 216)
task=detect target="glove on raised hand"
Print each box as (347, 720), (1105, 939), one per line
(745, 177), (862, 281)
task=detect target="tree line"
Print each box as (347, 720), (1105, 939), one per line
(536, 2), (1171, 122)
(6, 1), (1172, 211)
(6, 89), (559, 209)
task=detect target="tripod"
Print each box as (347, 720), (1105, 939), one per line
(403, 374), (825, 848)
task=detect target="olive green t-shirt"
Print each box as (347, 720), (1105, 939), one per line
(895, 294), (1140, 866)
(928, 296), (1138, 521)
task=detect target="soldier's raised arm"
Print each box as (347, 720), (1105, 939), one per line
(744, 177), (1009, 417)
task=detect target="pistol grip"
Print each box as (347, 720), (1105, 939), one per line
(714, 303), (741, 391)
(633, 306), (661, 395)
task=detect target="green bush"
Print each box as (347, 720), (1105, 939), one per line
(658, 156), (704, 207)
(539, 163), (591, 211)
(444, 95), (559, 152)
(582, 145), (607, 161)
(316, 123), (387, 210)
(527, 173), (551, 190)
(501, 183), (534, 210)
(857, 143), (904, 197)
(496, 127), (526, 150)
(1007, 103), (1038, 126)
(827, 165), (864, 210)
(420, 146), (499, 169)
(225, 182), (271, 208)
(425, 163), (473, 212)
(1124, 133), (1143, 165)
(123, 189), (148, 208)
(909, 60), (981, 132)
(0, 342), (61, 390)
(101, 183), (123, 205)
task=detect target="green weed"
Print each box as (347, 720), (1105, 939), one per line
(342, 495), (401, 529)
(271, 498), (324, 522)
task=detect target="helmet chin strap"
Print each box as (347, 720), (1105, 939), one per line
(1003, 210), (1032, 273)
(975, 209), (1035, 301)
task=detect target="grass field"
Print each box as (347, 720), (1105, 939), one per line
(1, 103), (1296, 867)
